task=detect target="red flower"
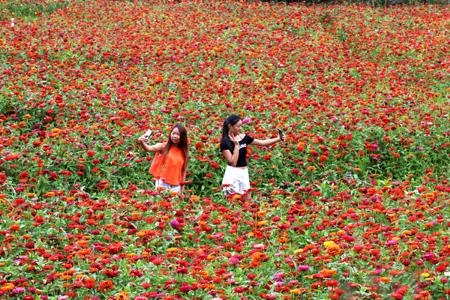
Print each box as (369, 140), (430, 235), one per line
(436, 262), (448, 272)
(326, 279), (339, 287)
(97, 280), (113, 292)
(19, 171), (29, 182)
(82, 278), (96, 289)
(96, 179), (110, 190)
(87, 150), (95, 157)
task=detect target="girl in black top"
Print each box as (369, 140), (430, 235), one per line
(220, 115), (283, 198)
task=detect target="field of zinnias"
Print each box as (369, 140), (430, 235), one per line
(0, 0), (449, 299)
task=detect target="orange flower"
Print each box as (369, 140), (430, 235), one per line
(320, 269), (337, 277)
(379, 277), (391, 283)
(114, 291), (130, 300)
(136, 230), (151, 238)
(306, 166), (316, 172)
(96, 179), (110, 190)
(97, 280), (114, 292)
(323, 241), (341, 256)
(290, 288), (307, 294)
(77, 239), (89, 247)
(256, 220), (269, 227)
(9, 224), (20, 231)
(390, 269), (404, 276)
(231, 194), (242, 201)
(0, 283), (14, 292)
(251, 251), (269, 262)
(296, 142), (305, 151)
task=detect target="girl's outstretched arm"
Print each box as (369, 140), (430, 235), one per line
(251, 129), (284, 146)
(251, 137), (280, 146)
(137, 136), (165, 152)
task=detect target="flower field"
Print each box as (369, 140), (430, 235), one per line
(0, 0), (449, 299)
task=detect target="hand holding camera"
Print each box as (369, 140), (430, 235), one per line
(138, 129), (153, 142)
(277, 128), (285, 142)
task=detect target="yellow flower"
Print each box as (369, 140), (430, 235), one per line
(294, 249), (303, 254)
(323, 241), (337, 248)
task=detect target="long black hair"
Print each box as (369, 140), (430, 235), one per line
(222, 115), (241, 140)
(162, 124), (189, 177)
(163, 124), (189, 161)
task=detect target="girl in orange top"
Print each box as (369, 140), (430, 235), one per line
(138, 124), (189, 194)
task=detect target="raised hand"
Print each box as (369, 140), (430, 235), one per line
(137, 135), (149, 143)
(229, 134), (239, 146)
(277, 128), (285, 142)
(138, 129), (153, 143)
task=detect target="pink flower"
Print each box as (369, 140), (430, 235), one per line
(12, 288), (25, 294)
(387, 239), (398, 246)
(170, 219), (180, 229)
(242, 117), (251, 124)
(298, 265), (310, 271)
(273, 272), (285, 282)
(229, 256), (240, 265)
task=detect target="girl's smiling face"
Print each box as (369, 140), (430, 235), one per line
(170, 127), (181, 144)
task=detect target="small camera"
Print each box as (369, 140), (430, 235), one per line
(143, 129), (153, 139)
(277, 128), (284, 142)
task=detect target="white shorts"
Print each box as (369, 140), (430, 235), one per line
(155, 179), (181, 194)
(222, 165), (250, 195)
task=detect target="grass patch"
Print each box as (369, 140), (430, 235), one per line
(0, 0), (70, 20)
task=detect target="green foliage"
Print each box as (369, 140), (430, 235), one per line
(0, 1), (448, 299)
(257, 0), (447, 6)
(0, 0), (70, 19)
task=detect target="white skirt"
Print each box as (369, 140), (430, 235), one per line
(222, 165), (250, 195)
(155, 179), (181, 194)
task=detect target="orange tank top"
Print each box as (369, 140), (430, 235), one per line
(149, 146), (185, 186)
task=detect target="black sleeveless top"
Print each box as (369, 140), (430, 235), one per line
(220, 135), (254, 167)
